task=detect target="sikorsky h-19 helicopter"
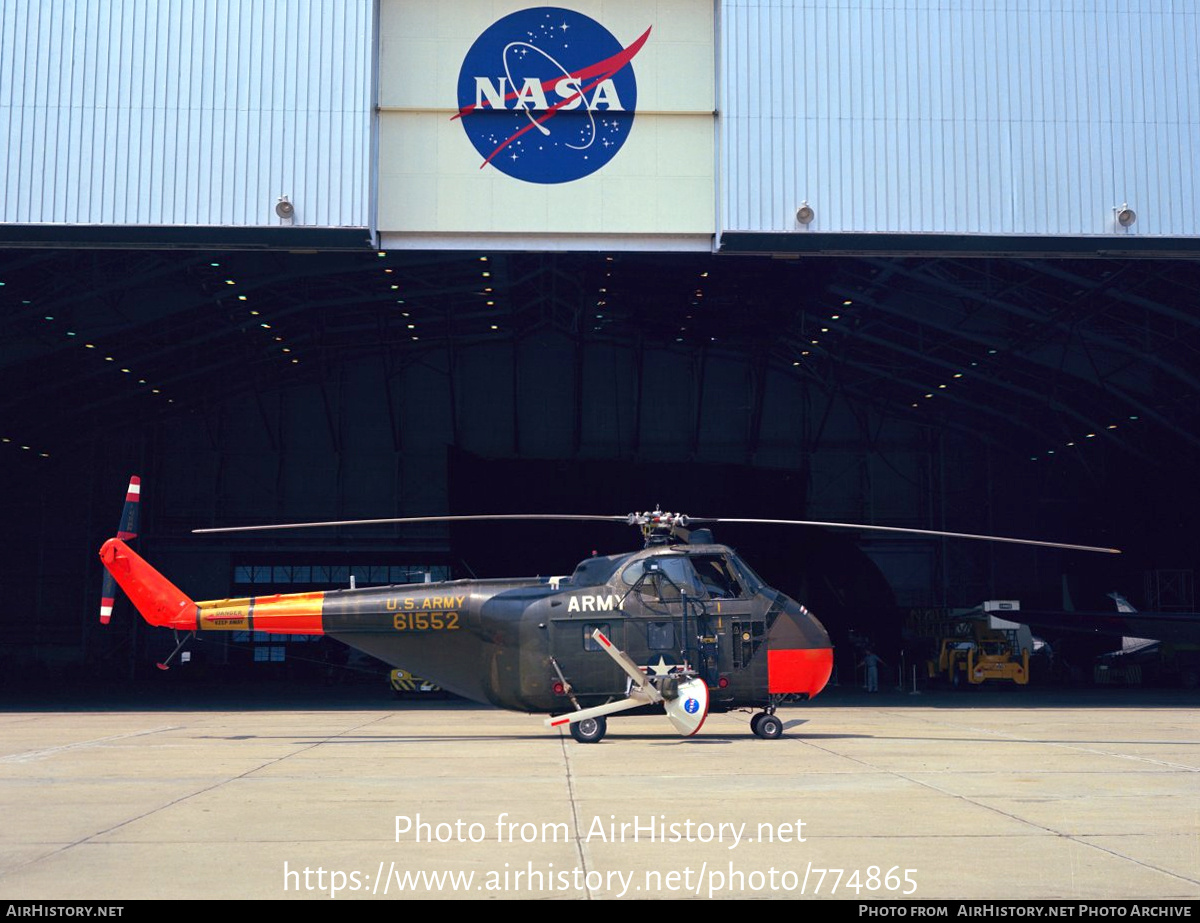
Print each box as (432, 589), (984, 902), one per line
(97, 478), (1119, 743)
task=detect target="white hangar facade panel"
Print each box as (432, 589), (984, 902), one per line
(377, 0), (716, 251)
(0, 0), (375, 247)
(4, 0), (1197, 254)
(719, 0), (1200, 253)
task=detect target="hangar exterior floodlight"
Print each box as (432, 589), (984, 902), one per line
(796, 202), (814, 226)
(1115, 204), (1136, 227)
(276, 196), (295, 220)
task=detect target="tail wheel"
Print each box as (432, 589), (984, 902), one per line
(570, 716), (607, 744)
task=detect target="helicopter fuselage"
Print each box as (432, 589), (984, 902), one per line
(104, 538), (834, 716)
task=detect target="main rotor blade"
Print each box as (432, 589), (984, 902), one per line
(708, 518), (1120, 555)
(193, 513), (629, 534)
(192, 509), (1120, 554)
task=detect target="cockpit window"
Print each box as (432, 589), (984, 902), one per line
(621, 556), (702, 600)
(725, 553), (764, 594)
(687, 554), (745, 599)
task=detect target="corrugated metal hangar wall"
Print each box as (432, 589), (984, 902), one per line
(2, 1), (1198, 681)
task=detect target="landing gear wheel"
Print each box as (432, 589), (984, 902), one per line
(749, 713), (765, 736)
(753, 713), (783, 739)
(570, 716), (607, 744)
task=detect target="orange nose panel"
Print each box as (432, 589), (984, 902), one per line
(767, 648), (834, 698)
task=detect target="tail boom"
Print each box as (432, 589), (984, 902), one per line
(99, 538), (326, 635)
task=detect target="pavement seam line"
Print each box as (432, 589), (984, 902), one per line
(0, 712), (394, 880)
(557, 729), (594, 900)
(0, 725), (181, 763)
(870, 708), (1200, 889)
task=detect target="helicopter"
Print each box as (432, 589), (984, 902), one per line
(97, 478), (1120, 743)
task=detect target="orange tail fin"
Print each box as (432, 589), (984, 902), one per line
(98, 538), (197, 630)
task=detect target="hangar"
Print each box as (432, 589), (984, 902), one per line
(3, 0), (1199, 686)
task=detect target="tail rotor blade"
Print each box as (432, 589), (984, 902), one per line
(116, 476), (141, 541)
(99, 476), (141, 624)
(100, 571), (116, 625)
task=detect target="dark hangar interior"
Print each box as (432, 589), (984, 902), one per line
(4, 246), (1200, 687)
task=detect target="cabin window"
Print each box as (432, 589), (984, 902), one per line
(647, 621), (675, 650)
(582, 623), (611, 651)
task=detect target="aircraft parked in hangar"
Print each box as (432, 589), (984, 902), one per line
(1010, 592), (1200, 647)
(97, 478), (1119, 743)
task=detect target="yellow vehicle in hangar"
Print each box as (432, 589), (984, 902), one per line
(927, 601), (1032, 686)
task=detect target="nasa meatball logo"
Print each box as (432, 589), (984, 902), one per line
(454, 7), (651, 184)
(684, 697), (700, 715)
